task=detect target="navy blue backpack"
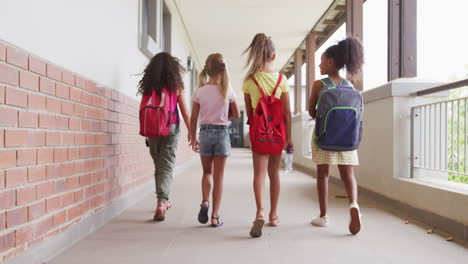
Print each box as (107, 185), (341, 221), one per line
(314, 77), (363, 152)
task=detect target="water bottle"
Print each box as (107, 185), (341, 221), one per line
(284, 148), (293, 173)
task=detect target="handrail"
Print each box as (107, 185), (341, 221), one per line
(416, 78), (468, 96)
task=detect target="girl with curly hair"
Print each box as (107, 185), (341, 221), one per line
(138, 52), (191, 221)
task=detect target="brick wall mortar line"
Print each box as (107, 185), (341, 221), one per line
(0, 175), (153, 236)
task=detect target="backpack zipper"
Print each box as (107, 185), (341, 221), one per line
(320, 106), (358, 136)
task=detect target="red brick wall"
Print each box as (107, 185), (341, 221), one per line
(0, 41), (196, 262)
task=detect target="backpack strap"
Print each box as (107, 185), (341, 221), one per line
(271, 74), (283, 97)
(164, 86), (178, 112)
(149, 89), (157, 107)
(319, 77), (334, 87)
(340, 79), (353, 87)
(251, 73), (283, 98)
(251, 77), (266, 97)
(171, 89), (180, 125)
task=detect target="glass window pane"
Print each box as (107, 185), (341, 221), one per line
(363, 0), (388, 90)
(301, 64), (306, 111)
(147, 0), (157, 42)
(417, 0), (468, 83)
(288, 75), (295, 113)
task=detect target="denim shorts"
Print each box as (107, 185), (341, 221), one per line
(199, 124), (231, 157)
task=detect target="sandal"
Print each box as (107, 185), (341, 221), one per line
(250, 218), (265, 238)
(268, 215), (279, 227)
(198, 200), (209, 224)
(211, 216), (224, 227)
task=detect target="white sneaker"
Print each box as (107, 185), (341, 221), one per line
(349, 201), (362, 235)
(311, 215), (329, 227)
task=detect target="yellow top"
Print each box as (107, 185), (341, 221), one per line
(241, 72), (290, 109)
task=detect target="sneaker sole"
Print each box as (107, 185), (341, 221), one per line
(311, 221), (328, 227)
(349, 208), (361, 235)
(250, 219), (265, 238)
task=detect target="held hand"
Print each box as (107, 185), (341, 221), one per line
(187, 133), (192, 144)
(190, 139), (200, 153)
(285, 139), (294, 153)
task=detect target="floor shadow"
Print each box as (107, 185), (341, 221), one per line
(325, 233), (359, 239)
(223, 235), (257, 241)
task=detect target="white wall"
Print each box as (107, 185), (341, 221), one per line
(0, 0), (199, 98)
(165, 0), (199, 103)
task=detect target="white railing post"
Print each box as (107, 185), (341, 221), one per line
(411, 107), (421, 177)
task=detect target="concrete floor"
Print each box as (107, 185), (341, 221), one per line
(49, 149), (467, 264)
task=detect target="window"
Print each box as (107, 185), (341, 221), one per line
(417, 0), (468, 83)
(288, 75), (295, 113)
(190, 67), (198, 108)
(139, 0), (162, 58)
(288, 63), (307, 114)
(301, 63), (306, 112)
(147, 0), (158, 42)
(363, 0), (388, 90)
(162, 1), (172, 52)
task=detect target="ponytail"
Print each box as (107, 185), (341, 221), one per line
(324, 37), (364, 77)
(198, 68), (207, 88)
(219, 64), (229, 100)
(243, 33), (275, 80)
(198, 53), (230, 100)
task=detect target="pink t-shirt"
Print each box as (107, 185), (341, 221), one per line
(193, 85), (236, 125)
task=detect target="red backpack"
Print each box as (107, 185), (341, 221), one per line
(139, 87), (177, 137)
(249, 74), (286, 155)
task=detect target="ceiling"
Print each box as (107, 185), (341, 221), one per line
(175, 0), (334, 94)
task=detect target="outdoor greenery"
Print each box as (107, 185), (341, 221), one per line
(447, 69), (468, 184)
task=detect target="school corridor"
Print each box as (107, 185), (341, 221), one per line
(1, 0), (468, 263)
(45, 149), (466, 264)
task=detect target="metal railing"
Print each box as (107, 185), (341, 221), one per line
(411, 79), (468, 181)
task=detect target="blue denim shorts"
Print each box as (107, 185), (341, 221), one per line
(199, 124), (231, 157)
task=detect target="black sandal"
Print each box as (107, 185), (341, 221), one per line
(250, 218), (265, 237)
(198, 200), (209, 224)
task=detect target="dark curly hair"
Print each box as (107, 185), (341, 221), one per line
(325, 37), (364, 77)
(137, 52), (185, 95)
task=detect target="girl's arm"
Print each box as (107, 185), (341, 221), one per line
(243, 93), (253, 124)
(308, 80), (323, 119)
(228, 100), (240, 119)
(281, 92), (294, 152)
(177, 91), (191, 143)
(189, 103), (200, 152)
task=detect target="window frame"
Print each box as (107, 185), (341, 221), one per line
(139, 0), (163, 58)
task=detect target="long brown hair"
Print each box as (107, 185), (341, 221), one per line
(198, 53), (229, 99)
(242, 33), (275, 80)
(137, 52), (185, 95)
